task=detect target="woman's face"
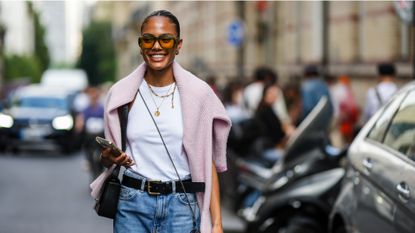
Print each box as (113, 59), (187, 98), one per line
(140, 16), (182, 72)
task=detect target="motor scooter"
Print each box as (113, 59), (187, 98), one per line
(242, 167), (345, 233)
(221, 97), (347, 232)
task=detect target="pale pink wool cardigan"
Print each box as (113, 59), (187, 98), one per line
(90, 61), (231, 232)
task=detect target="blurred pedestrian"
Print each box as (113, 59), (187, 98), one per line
(73, 87), (90, 114)
(243, 67), (295, 136)
(75, 86), (105, 179)
(90, 10), (230, 233)
(283, 80), (302, 127)
(223, 80), (249, 123)
(255, 84), (287, 163)
(327, 75), (360, 146)
(243, 67), (275, 115)
(363, 63), (398, 123)
(75, 86), (104, 134)
(299, 65), (333, 123)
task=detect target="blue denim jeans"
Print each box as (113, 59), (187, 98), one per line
(114, 169), (200, 233)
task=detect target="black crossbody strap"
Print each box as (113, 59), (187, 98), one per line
(138, 89), (199, 233)
(111, 104), (129, 176)
(119, 104), (129, 151)
(375, 87), (384, 106)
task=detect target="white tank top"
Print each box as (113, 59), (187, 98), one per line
(125, 79), (191, 181)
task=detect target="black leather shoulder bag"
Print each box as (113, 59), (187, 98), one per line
(94, 103), (128, 219)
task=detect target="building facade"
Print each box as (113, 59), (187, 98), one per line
(93, 1), (412, 103)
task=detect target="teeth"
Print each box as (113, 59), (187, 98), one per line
(151, 54), (165, 58)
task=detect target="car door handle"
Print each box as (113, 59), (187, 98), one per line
(396, 182), (410, 201)
(362, 158), (373, 172)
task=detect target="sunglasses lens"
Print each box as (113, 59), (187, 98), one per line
(159, 38), (175, 49)
(139, 37), (155, 49)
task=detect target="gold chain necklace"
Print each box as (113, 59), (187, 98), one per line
(148, 83), (175, 98)
(146, 82), (176, 117)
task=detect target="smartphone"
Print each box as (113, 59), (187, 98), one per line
(95, 136), (123, 157)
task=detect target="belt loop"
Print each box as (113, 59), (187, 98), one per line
(140, 178), (146, 191)
(172, 180), (176, 194)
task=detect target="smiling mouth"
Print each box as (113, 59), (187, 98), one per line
(149, 54), (166, 58)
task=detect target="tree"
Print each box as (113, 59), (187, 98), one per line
(77, 21), (116, 85)
(4, 2), (50, 83)
(4, 55), (42, 82)
(27, 1), (50, 73)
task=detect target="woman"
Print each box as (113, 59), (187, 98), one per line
(90, 10), (231, 233)
(255, 84), (287, 163)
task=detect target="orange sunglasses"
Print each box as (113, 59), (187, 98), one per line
(138, 34), (179, 49)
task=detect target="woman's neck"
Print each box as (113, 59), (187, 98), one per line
(144, 68), (175, 87)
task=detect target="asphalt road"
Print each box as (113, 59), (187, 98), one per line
(0, 150), (244, 233)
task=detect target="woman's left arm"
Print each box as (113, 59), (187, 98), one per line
(210, 162), (223, 233)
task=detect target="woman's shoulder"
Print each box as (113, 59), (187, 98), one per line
(179, 69), (215, 100)
(104, 65), (145, 108)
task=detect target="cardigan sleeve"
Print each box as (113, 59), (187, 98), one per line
(210, 91), (232, 173)
(212, 117), (231, 173)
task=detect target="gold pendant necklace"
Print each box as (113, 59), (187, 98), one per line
(154, 110), (160, 117)
(147, 82), (175, 117)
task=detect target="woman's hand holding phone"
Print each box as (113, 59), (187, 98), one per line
(101, 148), (135, 167)
(96, 137), (135, 167)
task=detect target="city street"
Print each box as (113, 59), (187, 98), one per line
(0, 150), (244, 233)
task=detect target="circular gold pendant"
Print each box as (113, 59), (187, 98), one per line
(154, 110), (160, 117)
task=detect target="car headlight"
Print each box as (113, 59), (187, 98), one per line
(0, 113), (13, 128)
(52, 114), (74, 130)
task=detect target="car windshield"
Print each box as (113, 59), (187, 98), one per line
(17, 97), (68, 110)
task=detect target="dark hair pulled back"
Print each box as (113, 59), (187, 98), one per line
(141, 10), (181, 38)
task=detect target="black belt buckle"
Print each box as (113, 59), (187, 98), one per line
(147, 180), (162, 195)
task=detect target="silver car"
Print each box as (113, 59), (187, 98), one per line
(329, 81), (415, 233)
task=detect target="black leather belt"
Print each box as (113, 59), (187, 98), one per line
(122, 175), (205, 195)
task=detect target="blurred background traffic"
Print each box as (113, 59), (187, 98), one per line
(0, 1), (415, 233)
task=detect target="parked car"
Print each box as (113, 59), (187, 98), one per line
(329, 81), (415, 233)
(0, 85), (77, 153)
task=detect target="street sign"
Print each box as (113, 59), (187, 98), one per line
(394, 0), (413, 24)
(228, 19), (244, 47)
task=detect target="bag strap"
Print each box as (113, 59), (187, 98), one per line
(119, 104), (129, 151)
(111, 104), (129, 177)
(374, 86), (383, 106)
(137, 89), (199, 233)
